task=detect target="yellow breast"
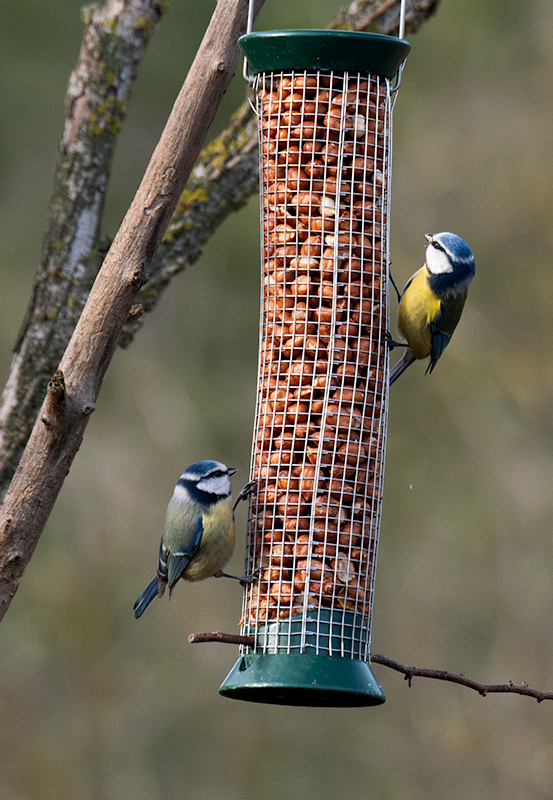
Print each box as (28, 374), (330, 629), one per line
(397, 268), (441, 359)
(183, 497), (235, 581)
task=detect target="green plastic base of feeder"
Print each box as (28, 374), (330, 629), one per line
(239, 30), (410, 79)
(219, 651), (385, 707)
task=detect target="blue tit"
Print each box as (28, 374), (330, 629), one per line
(389, 232), (475, 385)
(133, 460), (237, 619)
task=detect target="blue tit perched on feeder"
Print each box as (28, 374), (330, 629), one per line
(133, 460), (237, 618)
(389, 232), (475, 385)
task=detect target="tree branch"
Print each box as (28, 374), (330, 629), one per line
(329, 0), (441, 35)
(0, 0), (265, 622)
(370, 653), (553, 702)
(119, 101), (260, 346)
(188, 632), (553, 702)
(0, 0), (167, 494)
(189, 631), (256, 646)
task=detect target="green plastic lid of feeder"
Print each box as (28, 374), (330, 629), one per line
(239, 30), (410, 78)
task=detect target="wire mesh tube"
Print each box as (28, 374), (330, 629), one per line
(220, 31), (409, 706)
(246, 70), (390, 642)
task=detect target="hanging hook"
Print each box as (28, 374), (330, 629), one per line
(242, 0), (255, 85)
(247, 74), (260, 116)
(390, 0), (407, 95)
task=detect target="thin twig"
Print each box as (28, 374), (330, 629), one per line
(371, 653), (553, 702)
(188, 631), (255, 646)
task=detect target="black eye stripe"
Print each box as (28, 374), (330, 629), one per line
(181, 469), (226, 484)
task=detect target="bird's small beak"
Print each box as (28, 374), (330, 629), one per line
(424, 233), (432, 243)
(228, 467), (237, 476)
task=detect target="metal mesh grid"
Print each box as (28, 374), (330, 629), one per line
(240, 69), (392, 662)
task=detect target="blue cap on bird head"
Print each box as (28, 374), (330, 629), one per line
(184, 460), (231, 477)
(425, 231), (475, 284)
(426, 232), (475, 267)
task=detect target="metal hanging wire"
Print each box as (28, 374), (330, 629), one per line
(399, 0), (407, 40)
(243, 0), (256, 85)
(392, 0), (408, 95)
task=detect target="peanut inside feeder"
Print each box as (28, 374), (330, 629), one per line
(220, 30), (410, 707)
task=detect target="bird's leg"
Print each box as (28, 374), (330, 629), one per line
(214, 566), (260, 586)
(232, 479), (256, 512)
(388, 263), (402, 303)
(385, 330), (407, 350)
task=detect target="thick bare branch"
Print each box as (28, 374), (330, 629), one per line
(0, 0), (167, 494)
(0, 0), (265, 621)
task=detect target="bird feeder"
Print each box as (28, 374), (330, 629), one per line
(219, 29), (410, 706)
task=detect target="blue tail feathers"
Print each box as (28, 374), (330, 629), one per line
(133, 576), (159, 619)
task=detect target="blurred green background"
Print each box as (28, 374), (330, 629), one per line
(1, 0), (553, 798)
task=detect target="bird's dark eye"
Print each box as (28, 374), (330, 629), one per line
(432, 241), (443, 251)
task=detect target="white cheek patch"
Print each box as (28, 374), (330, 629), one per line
(426, 245), (453, 275)
(197, 474), (230, 497)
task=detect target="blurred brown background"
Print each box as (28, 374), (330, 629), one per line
(1, 1), (552, 798)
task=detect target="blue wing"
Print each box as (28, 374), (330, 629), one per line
(166, 515), (204, 593)
(427, 290), (468, 374)
(426, 326), (451, 374)
(133, 515), (204, 618)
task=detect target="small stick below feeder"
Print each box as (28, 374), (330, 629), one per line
(189, 634), (553, 701)
(371, 653), (553, 702)
(188, 631), (256, 647)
